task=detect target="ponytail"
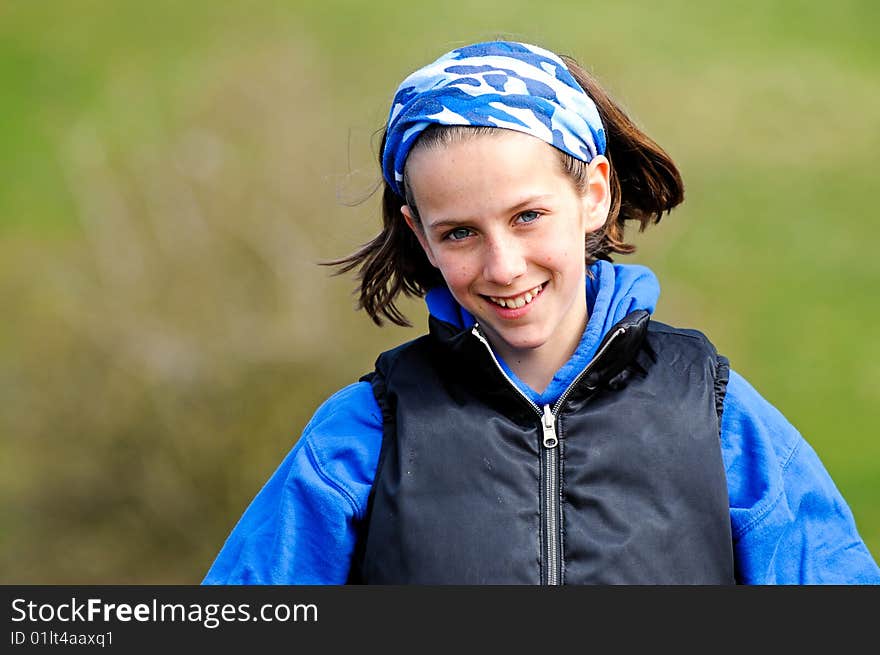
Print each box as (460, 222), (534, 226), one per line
(560, 55), (684, 263)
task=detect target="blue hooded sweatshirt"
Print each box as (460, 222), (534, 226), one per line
(203, 261), (880, 584)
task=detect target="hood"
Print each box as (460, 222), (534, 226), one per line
(424, 260), (660, 405)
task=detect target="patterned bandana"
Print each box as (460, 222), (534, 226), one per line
(381, 40), (606, 198)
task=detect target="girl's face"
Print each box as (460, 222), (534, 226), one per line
(402, 130), (610, 379)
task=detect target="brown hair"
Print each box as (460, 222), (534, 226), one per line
(326, 52), (684, 327)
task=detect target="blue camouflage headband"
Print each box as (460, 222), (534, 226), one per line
(382, 40), (607, 198)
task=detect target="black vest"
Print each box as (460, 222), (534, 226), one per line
(351, 310), (735, 584)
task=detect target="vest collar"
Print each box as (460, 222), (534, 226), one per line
(427, 309), (652, 404)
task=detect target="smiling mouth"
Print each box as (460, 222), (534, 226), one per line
(485, 284), (545, 309)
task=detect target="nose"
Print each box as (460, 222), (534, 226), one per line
(482, 235), (526, 287)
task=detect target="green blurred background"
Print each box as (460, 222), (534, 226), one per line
(1, 1), (877, 583)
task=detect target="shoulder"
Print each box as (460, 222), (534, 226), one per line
(297, 381), (384, 519)
(647, 319), (719, 351)
(371, 332), (436, 378)
(643, 321), (724, 381)
(305, 381), (383, 434)
(722, 370), (801, 468)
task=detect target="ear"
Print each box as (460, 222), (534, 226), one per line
(401, 205), (438, 268)
(580, 155), (612, 233)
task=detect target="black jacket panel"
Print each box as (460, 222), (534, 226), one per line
(353, 312), (735, 584)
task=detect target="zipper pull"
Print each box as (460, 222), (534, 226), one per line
(542, 404), (558, 449)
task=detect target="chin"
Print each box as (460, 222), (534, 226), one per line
(489, 330), (549, 353)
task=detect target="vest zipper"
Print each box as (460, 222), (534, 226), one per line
(471, 324), (627, 585)
(541, 403), (561, 584)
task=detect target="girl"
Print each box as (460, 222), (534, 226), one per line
(203, 41), (880, 584)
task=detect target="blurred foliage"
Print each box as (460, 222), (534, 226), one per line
(1, 1), (878, 582)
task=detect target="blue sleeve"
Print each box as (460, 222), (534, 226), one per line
(201, 381), (383, 584)
(721, 369), (880, 584)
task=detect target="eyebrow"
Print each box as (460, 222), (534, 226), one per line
(425, 194), (554, 230)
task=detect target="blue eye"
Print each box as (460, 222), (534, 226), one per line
(518, 210), (541, 223)
(447, 227), (473, 241)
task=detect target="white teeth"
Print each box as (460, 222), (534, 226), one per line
(488, 284), (544, 309)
